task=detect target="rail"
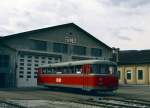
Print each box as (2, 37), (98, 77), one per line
(0, 100), (26, 108)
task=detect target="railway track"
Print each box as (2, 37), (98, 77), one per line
(84, 97), (150, 108)
(1, 88), (150, 108)
(7, 92), (150, 108)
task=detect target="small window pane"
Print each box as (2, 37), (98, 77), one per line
(27, 63), (32, 66)
(19, 71), (24, 74)
(28, 56), (32, 58)
(28, 60), (32, 62)
(20, 67), (24, 70)
(27, 68), (31, 70)
(27, 75), (31, 78)
(138, 70), (143, 80)
(126, 70), (131, 80)
(27, 71), (31, 74)
(20, 63), (24, 66)
(20, 59), (24, 62)
(19, 75), (24, 78)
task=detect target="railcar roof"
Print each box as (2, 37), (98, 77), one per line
(39, 60), (117, 68)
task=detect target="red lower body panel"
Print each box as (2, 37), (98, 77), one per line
(37, 74), (118, 91)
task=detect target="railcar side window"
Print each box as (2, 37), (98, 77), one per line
(92, 64), (100, 74)
(47, 68), (52, 73)
(75, 65), (82, 74)
(69, 66), (76, 74)
(56, 67), (63, 74)
(62, 67), (68, 74)
(92, 64), (116, 74)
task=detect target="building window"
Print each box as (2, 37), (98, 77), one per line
(72, 45), (86, 55)
(91, 48), (102, 57)
(33, 40), (47, 51)
(138, 70), (143, 80)
(0, 55), (10, 67)
(126, 70), (131, 80)
(118, 71), (121, 79)
(53, 43), (68, 54)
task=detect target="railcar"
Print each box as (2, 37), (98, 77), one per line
(37, 60), (118, 92)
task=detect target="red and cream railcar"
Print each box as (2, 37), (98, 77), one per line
(37, 60), (118, 92)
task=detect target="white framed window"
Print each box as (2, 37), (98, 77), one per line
(137, 70), (143, 80)
(126, 70), (132, 80)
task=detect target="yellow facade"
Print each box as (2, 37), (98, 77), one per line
(118, 64), (150, 85)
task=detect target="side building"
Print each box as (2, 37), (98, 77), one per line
(118, 50), (150, 85)
(0, 23), (114, 88)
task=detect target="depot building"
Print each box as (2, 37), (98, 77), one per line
(0, 23), (115, 88)
(118, 50), (150, 85)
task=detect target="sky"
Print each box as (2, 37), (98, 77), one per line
(0, 0), (150, 50)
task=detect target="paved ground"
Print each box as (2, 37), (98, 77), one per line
(116, 85), (150, 100)
(0, 85), (150, 107)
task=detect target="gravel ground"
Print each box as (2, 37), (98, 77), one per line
(0, 86), (150, 107)
(8, 100), (101, 108)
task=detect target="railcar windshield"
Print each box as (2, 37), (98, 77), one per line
(92, 64), (117, 75)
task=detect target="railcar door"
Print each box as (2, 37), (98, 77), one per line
(81, 64), (91, 91)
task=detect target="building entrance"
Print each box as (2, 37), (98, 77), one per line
(0, 73), (6, 88)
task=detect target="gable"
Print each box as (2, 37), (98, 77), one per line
(0, 23), (111, 50)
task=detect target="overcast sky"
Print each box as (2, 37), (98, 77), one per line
(0, 0), (150, 50)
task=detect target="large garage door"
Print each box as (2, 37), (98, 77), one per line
(0, 73), (5, 88)
(0, 54), (9, 88)
(17, 54), (61, 87)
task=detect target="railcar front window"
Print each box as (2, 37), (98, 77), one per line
(92, 64), (116, 75)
